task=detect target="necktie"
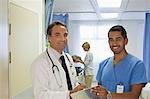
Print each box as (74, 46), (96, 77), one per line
(60, 56), (73, 90)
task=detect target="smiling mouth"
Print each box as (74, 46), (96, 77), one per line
(59, 41), (66, 44)
(112, 46), (119, 50)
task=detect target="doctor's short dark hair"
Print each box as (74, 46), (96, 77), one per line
(108, 25), (127, 39)
(47, 21), (68, 36)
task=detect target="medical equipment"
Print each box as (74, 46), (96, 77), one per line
(46, 49), (72, 88)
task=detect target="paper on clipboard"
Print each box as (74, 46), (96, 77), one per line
(71, 87), (101, 99)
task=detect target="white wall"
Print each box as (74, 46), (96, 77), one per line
(118, 21), (144, 60)
(68, 21), (81, 55)
(0, 0), (9, 99)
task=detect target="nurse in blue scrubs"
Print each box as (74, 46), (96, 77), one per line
(93, 25), (147, 99)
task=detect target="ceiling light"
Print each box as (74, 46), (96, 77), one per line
(101, 13), (119, 19)
(97, 0), (122, 8)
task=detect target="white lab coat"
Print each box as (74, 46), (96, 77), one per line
(31, 47), (78, 99)
(84, 51), (93, 75)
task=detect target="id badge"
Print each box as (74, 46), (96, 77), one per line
(116, 83), (124, 93)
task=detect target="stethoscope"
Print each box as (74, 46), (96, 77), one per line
(46, 48), (73, 88)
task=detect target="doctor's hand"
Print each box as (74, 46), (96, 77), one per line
(91, 85), (108, 99)
(70, 83), (86, 94)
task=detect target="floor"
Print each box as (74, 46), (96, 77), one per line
(12, 87), (33, 99)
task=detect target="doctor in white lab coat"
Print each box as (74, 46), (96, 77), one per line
(31, 21), (86, 99)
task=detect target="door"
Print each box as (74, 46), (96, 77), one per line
(10, 3), (39, 98)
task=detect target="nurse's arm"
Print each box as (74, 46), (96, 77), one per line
(111, 83), (143, 99)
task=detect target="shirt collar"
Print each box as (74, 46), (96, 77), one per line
(48, 47), (64, 60)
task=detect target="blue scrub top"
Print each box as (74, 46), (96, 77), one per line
(96, 54), (147, 92)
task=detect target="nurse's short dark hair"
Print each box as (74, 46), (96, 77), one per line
(47, 21), (68, 36)
(108, 25), (127, 39)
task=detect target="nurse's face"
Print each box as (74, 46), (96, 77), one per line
(48, 25), (68, 53)
(108, 31), (128, 54)
(82, 46), (89, 51)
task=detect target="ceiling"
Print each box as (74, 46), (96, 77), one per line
(53, 0), (150, 21)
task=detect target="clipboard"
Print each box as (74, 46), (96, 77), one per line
(71, 87), (101, 99)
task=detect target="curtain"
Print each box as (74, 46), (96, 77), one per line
(45, 0), (54, 31)
(52, 14), (69, 53)
(143, 13), (150, 82)
(45, 0), (54, 48)
(52, 14), (69, 25)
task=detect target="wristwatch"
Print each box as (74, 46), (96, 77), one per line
(107, 91), (112, 99)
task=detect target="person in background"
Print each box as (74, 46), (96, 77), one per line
(92, 25), (147, 99)
(72, 55), (84, 76)
(31, 21), (86, 99)
(81, 42), (94, 88)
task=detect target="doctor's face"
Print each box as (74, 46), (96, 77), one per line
(48, 25), (68, 53)
(108, 31), (128, 54)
